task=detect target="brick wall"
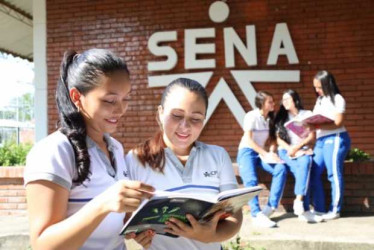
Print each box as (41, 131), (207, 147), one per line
(46, 0), (374, 158)
(1, 162), (373, 215)
(0, 167), (27, 216)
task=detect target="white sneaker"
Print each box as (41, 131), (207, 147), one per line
(322, 212), (340, 220)
(252, 212), (277, 228)
(293, 199), (305, 216)
(310, 209), (325, 216)
(298, 211), (324, 223)
(262, 205), (275, 217)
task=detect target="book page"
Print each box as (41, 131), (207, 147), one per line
(259, 154), (285, 164)
(121, 197), (214, 237)
(217, 186), (262, 201)
(200, 187), (262, 222)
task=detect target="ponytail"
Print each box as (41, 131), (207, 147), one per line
(56, 50), (90, 185)
(134, 130), (166, 172)
(274, 105), (290, 144)
(55, 49), (129, 185)
(267, 111), (277, 144)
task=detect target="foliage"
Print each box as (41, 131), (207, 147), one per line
(0, 142), (32, 166)
(346, 148), (371, 162)
(223, 236), (265, 250)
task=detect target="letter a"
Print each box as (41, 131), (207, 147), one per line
(267, 23), (299, 65)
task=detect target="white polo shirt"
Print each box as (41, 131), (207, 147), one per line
(313, 94), (347, 138)
(24, 131), (128, 250)
(239, 109), (270, 150)
(125, 142), (238, 250)
(279, 109), (313, 148)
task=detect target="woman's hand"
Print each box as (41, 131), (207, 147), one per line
(95, 180), (154, 214)
(287, 145), (299, 157)
(125, 230), (155, 249)
(304, 123), (317, 131)
(265, 152), (283, 163)
(164, 210), (226, 243)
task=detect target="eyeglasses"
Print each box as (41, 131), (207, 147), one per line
(282, 97), (292, 102)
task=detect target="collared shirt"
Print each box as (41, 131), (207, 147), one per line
(125, 141), (238, 250)
(313, 94), (347, 138)
(24, 130), (128, 250)
(239, 108), (270, 149)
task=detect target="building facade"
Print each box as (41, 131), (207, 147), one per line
(44, 0), (374, 158)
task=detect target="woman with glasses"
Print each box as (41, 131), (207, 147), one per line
(273, 89), (322, 223)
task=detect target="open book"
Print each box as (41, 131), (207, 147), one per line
(289, 148), (314, 159)
(259, 153), (285, 164)
(119, 186), (262, 237)
(284, 113), (334, 138)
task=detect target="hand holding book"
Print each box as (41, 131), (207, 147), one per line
(163, 209), (227, 241)
(288, 148), (314, 159)
(119, 186), (262, 237)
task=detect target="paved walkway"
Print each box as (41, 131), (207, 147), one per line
(238, 212), (374, 250)
(1, 212), (374, 250)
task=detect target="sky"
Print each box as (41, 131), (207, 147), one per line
(0, 52), (34, 108)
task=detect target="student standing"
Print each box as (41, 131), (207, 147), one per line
(310, 71), (351, 220)
(237, 91), (287, 228)
(126, 78), (242, 250)
(274, 89), (322, 223)
(24, 49), (154, 249)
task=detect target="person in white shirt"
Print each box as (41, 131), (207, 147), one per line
(309, 71), (351, 220)
(237, 91), (287, 228)
(126, 78), (242, 250)
(24, 49), (154, 250)
(274, 89), (322, 223)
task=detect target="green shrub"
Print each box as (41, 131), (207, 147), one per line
(223, 236), (265, 250)
(346, 148), (371, 162)
(0, 142), (32, 166)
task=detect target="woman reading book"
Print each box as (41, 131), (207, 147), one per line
(309, 71), (351, 220)
(24, 49), (154, 249)
(125, 78), (242, 250)
(273, 89), (322, 223)
(237, 91), (287, 228)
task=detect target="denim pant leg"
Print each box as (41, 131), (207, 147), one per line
(279, 150), (312, 211)
(323, 132), (351, 213)
(311, 139), (326, 213)
(295, 155), (313, 210)
(259, 160), (288, 209)
(237, 148), (261, 217)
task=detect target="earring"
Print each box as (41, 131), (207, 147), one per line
(77, 106), (80, 112)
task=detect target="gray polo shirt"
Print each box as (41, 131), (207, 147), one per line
(126, 141), (238, 250)
(24, 131), (128, 250)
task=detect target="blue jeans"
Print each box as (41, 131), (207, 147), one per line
(279, 149), (312, 211)
(237, 148), (287, 216)
(311, 132), (351, 213)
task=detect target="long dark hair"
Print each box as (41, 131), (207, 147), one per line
(56, 48), (129, 186)
(274, 89), (304, 144)
(255, 91), (276, 143)
(134, 78), (208, 172)
(314, 70), (341, 104)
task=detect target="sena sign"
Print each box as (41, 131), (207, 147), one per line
(146, 1), (300, 128)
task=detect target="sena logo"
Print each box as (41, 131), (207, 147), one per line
(147, 1), (300, 128)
